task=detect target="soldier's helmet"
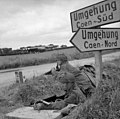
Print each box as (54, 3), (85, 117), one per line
(56, 54), (68, 63)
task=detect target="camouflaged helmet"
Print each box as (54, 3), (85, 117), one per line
(58, 71), (75, 84)
(56, 54), (68, 63)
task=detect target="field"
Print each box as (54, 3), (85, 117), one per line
(0, 46), (119, 70)
(0, 47), (94, 70)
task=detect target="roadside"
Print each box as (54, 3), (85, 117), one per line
(0, 51), (120, 89)
(0, 53), (120, 119)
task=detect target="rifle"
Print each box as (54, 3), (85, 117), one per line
(34, 94), (66, 105)
(44, 94), (66, 102)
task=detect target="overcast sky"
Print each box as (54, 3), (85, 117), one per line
(0, 0), (120, 49)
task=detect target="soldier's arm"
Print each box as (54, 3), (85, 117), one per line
(64, 93), (78, 105)
(47, 93), (78, 110)
(64, 88), (86, 105)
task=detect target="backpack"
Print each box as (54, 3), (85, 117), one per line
(79, 65), (96, 88)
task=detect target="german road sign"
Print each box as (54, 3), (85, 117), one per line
(70, 28), (120, 52)
(70, 0), (120, 32)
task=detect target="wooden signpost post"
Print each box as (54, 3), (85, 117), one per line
(70, 0), (120, 87)
(70, 28), (120, 86)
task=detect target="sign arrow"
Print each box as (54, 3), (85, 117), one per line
(70, 28), (120, 52)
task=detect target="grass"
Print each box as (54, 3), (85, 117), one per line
(0, 74), (65, 118)
(0, 47), (119, 70)
(0, 47), (94, 70)
(0, 50), (120, 118)
(63, 61), (120, 119)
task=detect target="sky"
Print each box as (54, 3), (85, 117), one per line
(0, 0), (120, 49)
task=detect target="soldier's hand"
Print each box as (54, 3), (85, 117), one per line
(60, 104), (77, 115)
(52, 100), (66, 110)
(33, 103), (44, 110)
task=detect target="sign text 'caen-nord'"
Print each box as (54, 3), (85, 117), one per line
(70, 0), (120, 32)
(70, 28), (120, 52)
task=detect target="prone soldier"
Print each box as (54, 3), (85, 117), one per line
(34, 71), (86, 118)
(49, 54), (96, 98)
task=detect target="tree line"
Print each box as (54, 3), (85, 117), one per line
(0, 44), (68, 56)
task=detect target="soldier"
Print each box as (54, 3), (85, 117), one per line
(44, 53), (79, 75)
(34, 71), (86, 112)
(54, 53), (79, 74)
(51, 54), (96, 98)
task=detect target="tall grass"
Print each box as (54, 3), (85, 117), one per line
(0, 47), (118, 70)
(0, 47), (94, 70)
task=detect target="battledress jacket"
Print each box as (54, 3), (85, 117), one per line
(53, 62), (95, 94)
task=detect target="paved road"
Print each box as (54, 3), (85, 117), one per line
(0, 51), (120, 88)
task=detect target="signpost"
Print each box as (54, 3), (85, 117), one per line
(70, 28), (120, 52)
(70, 0), (120, 87)
(70, 0), (120, 32)
(70, 28), (120, 87)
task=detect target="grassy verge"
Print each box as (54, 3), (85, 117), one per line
(0, 75), (65, 118)
(0, 56), (120, 118)
(63, 61), (120, 119)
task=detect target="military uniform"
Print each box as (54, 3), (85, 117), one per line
(52, 61), (95, 98)
(34, 72), (86, 110)
(37, 54), (95, 110)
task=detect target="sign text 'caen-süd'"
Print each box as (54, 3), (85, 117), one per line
(70, 0), (120, 32)
(70, 28), (120, 52)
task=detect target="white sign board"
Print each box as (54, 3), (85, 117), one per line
(70, 28), (120, 52)
(70, 0), (120, 32)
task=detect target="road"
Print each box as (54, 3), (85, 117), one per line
(0, 51), (120, 88)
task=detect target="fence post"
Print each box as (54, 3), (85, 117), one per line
(19, 71), (23, 83)
(15, 71), (23, 83)
(15, 71), (19, 83)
